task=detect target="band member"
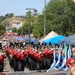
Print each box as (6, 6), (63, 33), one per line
(0, 51), (6, 72)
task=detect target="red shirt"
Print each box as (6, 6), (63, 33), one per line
(66, 58), (75, 67)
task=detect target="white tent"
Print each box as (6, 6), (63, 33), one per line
(39, 31), (58, 42)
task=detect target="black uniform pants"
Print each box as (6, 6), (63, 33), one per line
(0, 63), (4, 72)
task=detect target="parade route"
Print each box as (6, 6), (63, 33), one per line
(4, 57), (30, 72)
(3, 57), (71, 75)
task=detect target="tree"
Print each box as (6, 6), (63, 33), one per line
(0, 22), (6, 35)
(23, 21), (29, 35)
(5, 13), (14, 19)
(16, 28), (22, 35)
(12, 28), (17, 32)
(24, 10), (38, 36)
(45, 0), (75, 36)
(9, 13), (14, 18)
(32, 14), (44, 37)
(0, 16), (5, 22)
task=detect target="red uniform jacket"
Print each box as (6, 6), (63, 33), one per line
(15, 51), (21, 59)
(19, 52), (25, 60)
(43, 49), (53, 58)
(8, 49), (13, 56)
(37, 53), (43, 62)
(0, 53), (6, 64)
(24, 50), (28, 56)
(33, 52), (39, 60)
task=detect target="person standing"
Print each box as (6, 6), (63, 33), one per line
(0, 51), (6, 72)
(66, 47), (75, 75)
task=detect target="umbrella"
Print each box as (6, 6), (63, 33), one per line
(16, 37), (23, 41)
(24, 37), (30, 43)
(58, 34), (75, 45)
(43, 35), (66, 44)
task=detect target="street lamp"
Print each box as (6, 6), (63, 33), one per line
(44, 0), (46, 37)
(26, 8), (36, 43)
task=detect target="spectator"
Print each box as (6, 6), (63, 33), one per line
(66, 47), (75, 75)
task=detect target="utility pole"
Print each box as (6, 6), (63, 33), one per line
(22, 22), (23, 36)
(26, 8), (35, 43)
(44, 0), (46, 37)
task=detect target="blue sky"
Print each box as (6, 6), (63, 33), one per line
(0, 0), (50, 16)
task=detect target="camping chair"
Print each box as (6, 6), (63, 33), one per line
(57, 43), (68, 71)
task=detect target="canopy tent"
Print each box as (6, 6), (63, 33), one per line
(43, 35), (66, 44)
(30, 38), (38, 44)
(39, 31), (58, 42)
(16, 37), (23, 41)
(58, 34), (75, 45)
(23, 37), (31, 43)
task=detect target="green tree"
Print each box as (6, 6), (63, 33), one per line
(3, 21), (10, 30)
(0, 22), (6, 35)
(46, 0), (75, 36)
(16, 28), (22, 35)
(24, 11), (37, 35)
(5, 13), (14, 19)
(32, 14), (44, 37)
(12, 28), (17, 32)
(0, 16), (5, 22)
(23, 21), (29, 35)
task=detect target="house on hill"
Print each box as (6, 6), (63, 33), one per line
(3, 16), (24, 31)
(11, 16), (23, 29)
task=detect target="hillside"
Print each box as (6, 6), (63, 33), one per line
(2, 16), (25, 26)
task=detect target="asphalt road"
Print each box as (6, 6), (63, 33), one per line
(3, 57), (71, 75)
(4, 57), (30, 72)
